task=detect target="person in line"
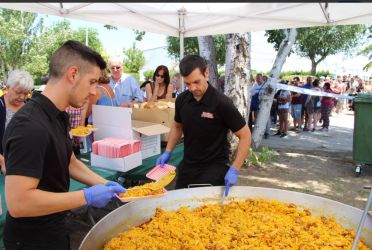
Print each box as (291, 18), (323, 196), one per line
(305, 79), (322, 132)
(155, 55), (251, 196)
(0, 70), (34, 175)
(140, 80), (150, 102)
(290, 79), (302, 132)
(301, 76), (313, 131)
(248, 73), (265, 132)
(66, 103), (88, 155)
(145, 65), (174, 101)
(320, 82), (334, 132)
(3, 40), (125, 250)
(108, 56), (143, 107)
(171, 73), (182, 97)
(259, 75), (272, 139)
(275, 83), (292, 138)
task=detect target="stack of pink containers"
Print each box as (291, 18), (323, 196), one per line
(92, 137), (141, 158)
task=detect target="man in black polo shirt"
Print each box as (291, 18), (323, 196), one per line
(3, 41), (125, 250)
(156, 55), (251, 194)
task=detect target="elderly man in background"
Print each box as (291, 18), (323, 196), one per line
(0, 70), (34, 175)
(108, 57), (143, 107)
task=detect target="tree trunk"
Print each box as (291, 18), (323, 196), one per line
(310, 60), (317, 75)
(198, 36), (219, 90)
(224, 33), (251, 160)
(252, 28), (297, 148)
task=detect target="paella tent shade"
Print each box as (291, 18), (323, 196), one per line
(1, 2), (372, 88)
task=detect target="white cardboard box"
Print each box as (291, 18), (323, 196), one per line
(91, 151), (142, 172)
(92, 105), (170, 160)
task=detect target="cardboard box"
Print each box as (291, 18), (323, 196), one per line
(91, 151), (142, 172)
(92, 105), (170, 160)
(131, 108), (175, 142)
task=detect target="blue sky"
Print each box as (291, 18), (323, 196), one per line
(41, 14), (371, 80)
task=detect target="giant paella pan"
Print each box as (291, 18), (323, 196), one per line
(80, 186), (372, 249)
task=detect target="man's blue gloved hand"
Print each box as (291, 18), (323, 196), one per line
(156, 151), (172, 168)
(224, 166), (239, 197)
(83, 184), (126, 208)
(105, 180), (123, 189)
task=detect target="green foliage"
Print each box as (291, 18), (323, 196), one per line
(168, 68), (178, 78)
(218, 70), (225, 77)
(279, 70), (332, 80)
(0, 9), (42, 80)
(166, 35), (226, 66)
(123, 43), (145, 73)
(23, 20), (103, 82)
(143, 70), (154, 81)
(104, 24), (118, 30)
(127, 72), (140, 83)
(358, 25), (372, 71)
(246, 147), (276, 167)
(133, 29), (146, 42)
(265, 25), (366, 74)
(73, 27), (103, 52)
(166, 36), (199, 59)
(265, 29), (290, 53)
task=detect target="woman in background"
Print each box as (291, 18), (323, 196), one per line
(320, 82), (334, 132)
(145, 65), (173, 101)
(0, 70), (34, 175)
(305, 79), (322, 132)
(87, 68), (117, 124)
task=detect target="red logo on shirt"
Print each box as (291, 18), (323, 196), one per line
(201, 112), (214, 119)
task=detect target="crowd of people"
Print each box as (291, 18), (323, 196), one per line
(0, 41), (252, 249)
(249, 74), (372, 138)
(0, 38), (371, 249)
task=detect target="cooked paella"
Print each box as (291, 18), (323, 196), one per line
(118, 182), (165, 198)
(104, 198), (370, 250)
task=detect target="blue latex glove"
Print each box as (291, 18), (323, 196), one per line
(83, 184), (126, 208)
(105, 181), (126, 200)
(105, 180), (123, 189)
(224, 166), (239, 196)
(156, 151), (172, 168)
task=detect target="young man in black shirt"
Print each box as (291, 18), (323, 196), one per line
(3, 40), (126, 249)
(156, 55), (251, 195)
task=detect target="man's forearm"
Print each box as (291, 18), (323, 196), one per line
(231, 125), (251, 170)
(165, 123), (183, 153)
(6, 176), (87, 218)
(69, 154), (107, 186)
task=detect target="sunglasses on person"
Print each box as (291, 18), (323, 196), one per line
(156, 74), (165, 79)
(111, 66), (121, 70)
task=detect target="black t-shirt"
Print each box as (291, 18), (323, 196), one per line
(175, 83), (246, 165)
(3, 91), (72, 243)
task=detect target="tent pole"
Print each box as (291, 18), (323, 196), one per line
(178, 8), (186, 91)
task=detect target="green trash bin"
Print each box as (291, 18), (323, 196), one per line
(353, 93), (372, 176)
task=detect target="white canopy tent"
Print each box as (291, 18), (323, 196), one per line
(1, 2), (371, 88)
(1, 2), (372, 55)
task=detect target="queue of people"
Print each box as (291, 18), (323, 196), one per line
(251, 74), (371, 138)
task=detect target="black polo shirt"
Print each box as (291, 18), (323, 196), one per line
(175, 83), (246, 165)
(3, 91), (72, 243)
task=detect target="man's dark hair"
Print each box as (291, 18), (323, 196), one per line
(324, 82), (331, 89)
(49, 40), (106, 79)
(312, 79), (320, 87)
(293, 76), (300, 82)
(179, 55), (207, 77)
